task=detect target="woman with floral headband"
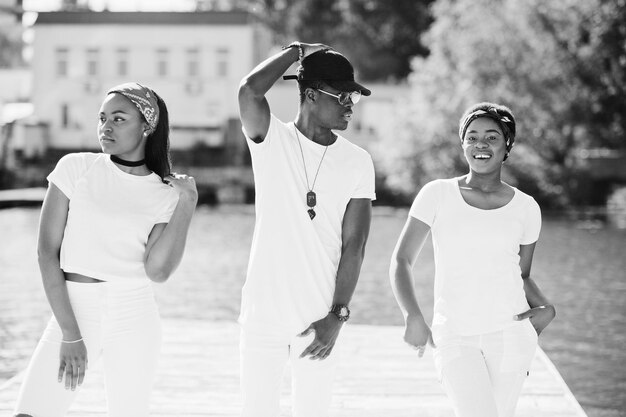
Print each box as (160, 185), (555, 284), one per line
(14, 83), (197, 417)
(390, 102), (555, 417)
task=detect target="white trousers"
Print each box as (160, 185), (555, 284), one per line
(14, 280), (161, 417)
(239, 324), (339, 417)
(433, 320), (538, 417)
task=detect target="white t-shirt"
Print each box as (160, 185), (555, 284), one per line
(239, 114), (376, 334)
(409, 178), (541, 336)
(47, 153), (179, 282)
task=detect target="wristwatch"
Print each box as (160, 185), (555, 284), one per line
(330, 304), (350, 322)
(282, 41), (304, 61)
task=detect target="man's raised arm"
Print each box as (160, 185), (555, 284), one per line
(237, 42), (328, 143)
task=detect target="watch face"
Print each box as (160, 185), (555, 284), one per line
(331, 305), (349, 321)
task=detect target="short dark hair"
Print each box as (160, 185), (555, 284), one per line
(297, 80), (324, 104)
(144, 90), (172, 181)
(459, 102), (516, 161)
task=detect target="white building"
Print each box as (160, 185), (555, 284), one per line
(31, 10), (272, 151)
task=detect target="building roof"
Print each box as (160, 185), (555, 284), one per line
(34, 11), (254, 25)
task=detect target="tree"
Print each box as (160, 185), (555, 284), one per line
(246, 0), (434, 80)
(377, 0), (626, 207)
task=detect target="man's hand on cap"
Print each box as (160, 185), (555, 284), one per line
(301, 43), (331, 61)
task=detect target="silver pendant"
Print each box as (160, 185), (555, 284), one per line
(306, 191), (316, 208)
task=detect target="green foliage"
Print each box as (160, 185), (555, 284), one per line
(378, 0), (626, 207)
(247, 0), (434, 80)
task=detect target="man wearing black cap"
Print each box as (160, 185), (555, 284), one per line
(237, 42), (376, 417)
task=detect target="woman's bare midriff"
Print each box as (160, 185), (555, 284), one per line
(65, 272), (104, 283)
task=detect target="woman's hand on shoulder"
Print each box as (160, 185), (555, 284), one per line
(166, 173), (198, 203)
(404, 314), (436, 358)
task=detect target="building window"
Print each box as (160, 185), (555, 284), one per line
(61, 104), (69, 128)
(216, 48), (229, 78)
(157, 49), (169, 77)
(86, 48), (99, 77)
(56, 48), (68, 77)
(117, 48), (129, 77)
(187, 48), (200, 77)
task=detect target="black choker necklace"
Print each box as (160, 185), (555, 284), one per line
(110, 155), (145, 167)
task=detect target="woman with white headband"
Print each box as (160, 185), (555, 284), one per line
(390, 102), (555, 417)
(14, 83), (197, 417)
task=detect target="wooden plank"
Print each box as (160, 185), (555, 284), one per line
(0, 320), (587, 416)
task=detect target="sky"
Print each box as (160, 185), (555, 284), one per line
(23, 0), (197, 11)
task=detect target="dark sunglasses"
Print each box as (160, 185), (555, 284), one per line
(316, 88), (362, 105)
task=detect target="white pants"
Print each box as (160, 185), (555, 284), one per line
(239, 324), (339, 417)
(14, 280), (161, 417)
(433, 320), (538, 417)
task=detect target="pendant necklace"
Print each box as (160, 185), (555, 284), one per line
(294, 125), (332, 220)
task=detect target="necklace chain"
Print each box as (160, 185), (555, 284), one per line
(294, 125), (332, 193)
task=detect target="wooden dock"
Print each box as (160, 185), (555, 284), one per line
(0, 320), (587, 416)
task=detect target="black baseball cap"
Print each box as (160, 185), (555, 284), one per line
(283, 49), (371, 96)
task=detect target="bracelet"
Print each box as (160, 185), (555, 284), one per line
(61, 337), (83, 344)
(282, 41), (304, 61)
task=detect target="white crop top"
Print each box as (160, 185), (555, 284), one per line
(47, 153), (179, 282)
